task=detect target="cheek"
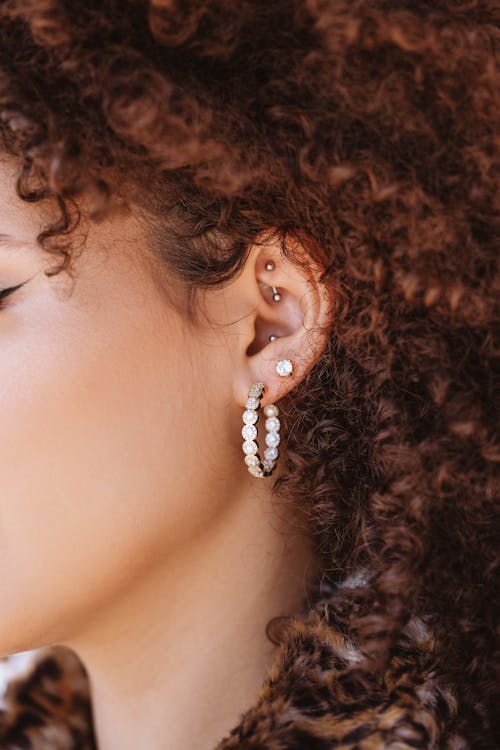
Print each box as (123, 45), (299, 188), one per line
(0, 286), (212, 653)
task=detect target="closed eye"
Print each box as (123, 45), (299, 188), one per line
(0, 282), (25, 298)
(0, 282), (27, 308)
(0, 272), (40, 308)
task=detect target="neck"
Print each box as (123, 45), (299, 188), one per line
(62, 481), (319, 750)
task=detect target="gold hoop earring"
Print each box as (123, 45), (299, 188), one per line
(242, 383), (280, 477)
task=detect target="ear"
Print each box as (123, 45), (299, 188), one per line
(223, 228), (335, 409)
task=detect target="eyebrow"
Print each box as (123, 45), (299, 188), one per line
(0, 233), (18, 245)
(0, 233), (35, 252)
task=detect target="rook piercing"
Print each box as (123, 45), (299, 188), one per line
(264, 261), (280, 301)
(242, 383), (280, 477)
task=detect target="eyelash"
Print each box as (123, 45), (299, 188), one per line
(0, 282), (25, 308)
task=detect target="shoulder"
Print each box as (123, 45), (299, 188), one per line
(0, 645), (96, 750)
(0, 577), (471, 750)
(216, 579), (468, 749)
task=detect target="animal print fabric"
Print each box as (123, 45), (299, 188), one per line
(0, 581), (467, 749)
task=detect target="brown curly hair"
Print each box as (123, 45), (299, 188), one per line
(0, 0), (498, 745)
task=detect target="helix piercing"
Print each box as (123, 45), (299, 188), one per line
(242, 383), (280, 477)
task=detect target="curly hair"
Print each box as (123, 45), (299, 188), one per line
(0, 0), (498, 745)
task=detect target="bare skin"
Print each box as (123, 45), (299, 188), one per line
(0, 155), (333, 749)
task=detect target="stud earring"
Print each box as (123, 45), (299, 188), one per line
(242, 383), (280, 478)
(265, 261), (275, 271)
(269, 334), (278, 342)
(276, 358), (293, 377)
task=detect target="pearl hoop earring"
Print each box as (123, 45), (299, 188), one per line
(242, 383), (281, 477)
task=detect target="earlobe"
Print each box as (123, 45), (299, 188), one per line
(232, 229), (334, 410)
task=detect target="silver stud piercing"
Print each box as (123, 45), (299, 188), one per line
(276, 358), (293, 377)
(264, 260), (281, 301)
(242, 383), (281, 478)
(269, 334), (278, 342)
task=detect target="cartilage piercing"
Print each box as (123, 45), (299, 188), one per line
(265, 260), (281, 301)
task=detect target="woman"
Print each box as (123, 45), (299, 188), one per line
(0, 1), (497, 748)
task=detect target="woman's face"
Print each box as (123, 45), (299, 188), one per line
(0, 156), (246, 654)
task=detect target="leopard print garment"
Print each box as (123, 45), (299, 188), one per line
(0, 579), (468, 750)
